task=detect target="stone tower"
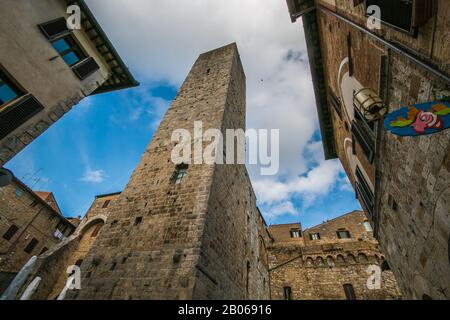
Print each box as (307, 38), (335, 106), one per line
(70, 44), (270, 300)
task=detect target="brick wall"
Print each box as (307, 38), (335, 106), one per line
(268, 211), (401, 300)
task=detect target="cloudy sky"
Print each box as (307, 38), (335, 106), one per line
(6, 0), (361, 227)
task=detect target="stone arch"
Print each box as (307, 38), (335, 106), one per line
(305, 257), (314, 267)
(358, 253), (368, 264)
(336, 254), (346, 266)
(77, 215), (107, 237)
(347, 254), (356, 265)
(315, 256), (325, 267)
(326, 256), (335, 268)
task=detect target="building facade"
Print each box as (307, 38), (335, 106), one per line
(0, 0), (138, 167)
(286, 0), (450, 299)
(269, 211), (401, 300)
(2, 191), (121, 300)
(0, 174), (75, 294)
(52, 43), (271, 300)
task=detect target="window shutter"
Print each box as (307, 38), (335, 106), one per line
(72, 57), (100, 80)
(351, 119), (375, 163)
(0, 94), (44, 140)
(39, 18), (71, 40)
(412, 0), (436, 27)
(355, 167), (375, 218)
(365, 0), (414, 33)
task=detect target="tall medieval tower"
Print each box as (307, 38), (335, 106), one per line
(70, 44), (270, 300)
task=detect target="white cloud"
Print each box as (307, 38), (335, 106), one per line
(80, 169), (107, 184)
(254, 160), (344, 205)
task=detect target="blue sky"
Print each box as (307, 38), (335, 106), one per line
(5, 0), (361, 228)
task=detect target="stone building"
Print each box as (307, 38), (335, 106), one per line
(0, 191), (120, 300)
(268, 211), (401, 300)
(60, 43), (270, 300)
(0, 174), (75, 294)
(0, 0), (138, 167)
(286, 0), (450, 299)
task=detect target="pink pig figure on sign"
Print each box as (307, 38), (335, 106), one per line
(411, 111), (443, 134)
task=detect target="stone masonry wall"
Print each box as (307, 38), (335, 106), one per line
(268, 211), (402, 300)
(0, 178), (74, 290)
(314, 0), (450, 299)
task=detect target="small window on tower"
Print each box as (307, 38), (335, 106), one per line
(171, 164), (189, 185)
(102, 200), (111, 208)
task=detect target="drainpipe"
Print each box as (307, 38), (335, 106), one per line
(318, 4), (450, 86)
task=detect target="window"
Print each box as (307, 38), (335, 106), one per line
(134, 217), (143, 226)
(365, 0), (435, 35)
(15, 187), (24, 197)
(39, 18), (100, 80)
(51, 35), (86, 67)
(309, 233), (320, 241)
(39, 247), (49, 255)
(290, 229), (301, 238)
(172, 164), (188, 185)
(343, 284), (356, 300)
(91, 224), (102, 238)
(3, 225), (19, 241)
(283, 287), (292, 300)
(0, 69), (23, 107)
(24, 238), (39, 254)
(102, 200), (111, 209)
(363, 221), (373, 232)
(337, 230), (351, 239)
(352, 107), (376, 163)
(355, 166), (375, 218)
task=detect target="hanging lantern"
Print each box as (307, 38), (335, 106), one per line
(353, 88), (388, 122)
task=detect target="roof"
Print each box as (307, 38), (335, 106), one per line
(287, 0), (337, 159)
(67, 0), (140, 95)
(35, 191), (63, 215)
(12, 177), (75, 229)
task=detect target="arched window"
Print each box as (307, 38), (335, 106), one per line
(91, 224), (102, 238)
(283, 287), (292, 300)
(343, 284), (356, 300)
(171, 164), (189, 185)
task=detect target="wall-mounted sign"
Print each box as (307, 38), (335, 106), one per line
(384, 101), (450, 137)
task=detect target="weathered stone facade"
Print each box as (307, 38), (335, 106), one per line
(0, 176), (75, 294)
(4, 192), (120, 300)
(57, 44), (271, 300)
(0, 0), (138, 166)
(287, 0), (450, 299)
(268, 211), (401, 300)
